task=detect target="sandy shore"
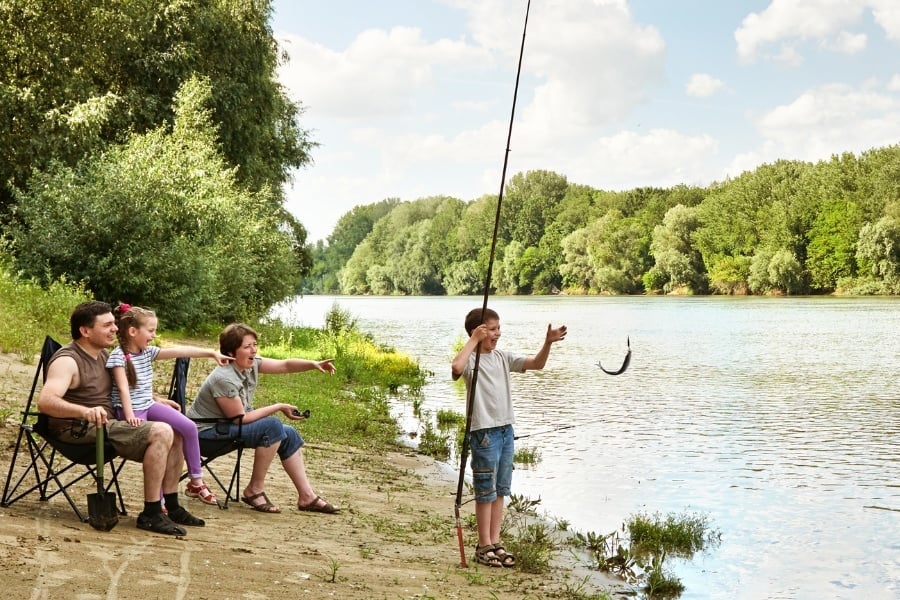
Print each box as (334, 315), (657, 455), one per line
(0, 349), (621, 599)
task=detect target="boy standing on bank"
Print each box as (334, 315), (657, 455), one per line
(451, 307), (567, 568)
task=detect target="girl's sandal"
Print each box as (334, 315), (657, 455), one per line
(474, 544), (503, 568)
(185, 481), (218, 506)
(492, 544), (516, 568)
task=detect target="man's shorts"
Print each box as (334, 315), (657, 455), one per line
(469, 424), (514, 504)
(53, 420), (153, 462)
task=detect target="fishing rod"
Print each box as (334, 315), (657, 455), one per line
(454, 0), (531, 569)
(513, 417), (607, 440)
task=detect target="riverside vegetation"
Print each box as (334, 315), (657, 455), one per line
(1, 270), (720, 599)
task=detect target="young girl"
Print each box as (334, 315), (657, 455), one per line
(107, 303), (232, 506)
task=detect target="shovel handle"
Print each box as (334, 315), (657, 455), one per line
(95, 425), (104, 494)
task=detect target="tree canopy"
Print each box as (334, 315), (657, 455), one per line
(310, 147), (900, 297)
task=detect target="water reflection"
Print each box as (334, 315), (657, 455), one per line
(274, 295), (900, 599)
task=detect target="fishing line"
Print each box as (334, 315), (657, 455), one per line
(513, 417), (608, 440)
(454, 0), (531, 569)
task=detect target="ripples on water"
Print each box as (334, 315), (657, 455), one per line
(275, 295), (900, 599)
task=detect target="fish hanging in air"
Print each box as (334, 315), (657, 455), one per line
(597, 336), (631, 375)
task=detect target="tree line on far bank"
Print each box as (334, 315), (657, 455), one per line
(307, 145), (900, 297)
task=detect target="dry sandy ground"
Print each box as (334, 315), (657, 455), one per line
(0, 350), (622, 600)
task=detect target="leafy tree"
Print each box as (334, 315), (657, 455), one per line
(0, 0), (315, 254)
(806, 199), (862, 290)
(649, 204), (706, 293)
(500, 170), (568, 249)
(707, 255), (751, 295)
(856, 216), (900, 293)
(443, 260), (482, 295)
(307, 199), (399, 292)
(10, 77), (298, 327)
(559, 227), (596, 292)
(749, 248), (802, 294)
(583, 211), (650, 294)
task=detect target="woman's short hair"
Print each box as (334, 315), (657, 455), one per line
(219, 323), (258, 357)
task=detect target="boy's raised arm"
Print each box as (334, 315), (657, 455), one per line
(523, 323), (567, 371)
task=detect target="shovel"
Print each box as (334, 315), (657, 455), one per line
(87, 425), (119, 531)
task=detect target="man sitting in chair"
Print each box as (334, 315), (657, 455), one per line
(38, 301), (204, 535)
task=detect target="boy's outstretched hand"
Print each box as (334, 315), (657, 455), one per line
(546, 324), (567, 343)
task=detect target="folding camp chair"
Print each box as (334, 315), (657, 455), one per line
(167, 357), (245, 509)
(1, 336), (128, 522)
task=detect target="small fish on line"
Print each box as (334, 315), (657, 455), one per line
(597, 336), (631, 375)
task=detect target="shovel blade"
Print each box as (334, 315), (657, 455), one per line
(87, 492), (119, 531)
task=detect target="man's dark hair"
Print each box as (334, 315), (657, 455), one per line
(70, 301), (113, 340)
(464, 307), (499, 335)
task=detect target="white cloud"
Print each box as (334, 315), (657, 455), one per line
(559, 129), (719, 191)
(871, 0), (900, 40)
(276, 28), (489, 119)
(735, 0), (868, 63)
(829, 30), (868, 53)
(685, 74), (726, 98)
(888, 74), (900, 90)
(455, 0), (666, 131)
(752, 83), (900, 160)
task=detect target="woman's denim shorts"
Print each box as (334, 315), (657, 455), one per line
(198, 415), (303, 461)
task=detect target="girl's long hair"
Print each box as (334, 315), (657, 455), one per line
(113, 304), (156, 388)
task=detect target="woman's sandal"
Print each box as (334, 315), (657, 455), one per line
(240, 491), (281, 513)
(297, 495), (339, 514)
(492, 544), (516, 568)
(185, 481), (218, 506)
(474, 544), (503, 568)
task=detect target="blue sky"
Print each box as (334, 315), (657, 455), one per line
(272, 0), (900, 242)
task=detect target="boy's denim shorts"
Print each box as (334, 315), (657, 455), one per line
(469, 424), (514, 503)
(198, 415), (303, 461)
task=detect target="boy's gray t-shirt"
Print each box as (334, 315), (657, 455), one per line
(461, 349), (526, 431)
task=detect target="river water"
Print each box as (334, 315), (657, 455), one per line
(272, 295), (900, 600)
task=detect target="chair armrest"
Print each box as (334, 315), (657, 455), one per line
(190, 414), (244, 436)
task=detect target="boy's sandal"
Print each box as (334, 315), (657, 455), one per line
(241, 491), (281, 513)
(474, 544), (503, 568)
(492, 544), (516, 567)
(185, 481), (218, 506)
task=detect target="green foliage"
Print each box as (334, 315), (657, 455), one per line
(513, 445), (541, 465)
(435, 409), (465, 427)
(807, 199), (862, 290)
(248, 319), (425, 451)
(312, 146), (900, 297)
(649, 204), (707, 293)
(417, 416), (451, 460)
(0, 257), (92, 359)
(626, 510), (720, 559)
(856, 216), (900, 293)
(0, 0), (314, 230)
(10, 77), (299, 328)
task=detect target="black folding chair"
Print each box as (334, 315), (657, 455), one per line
(167, 357), (244, 509)
(1, 336), (128, 522)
